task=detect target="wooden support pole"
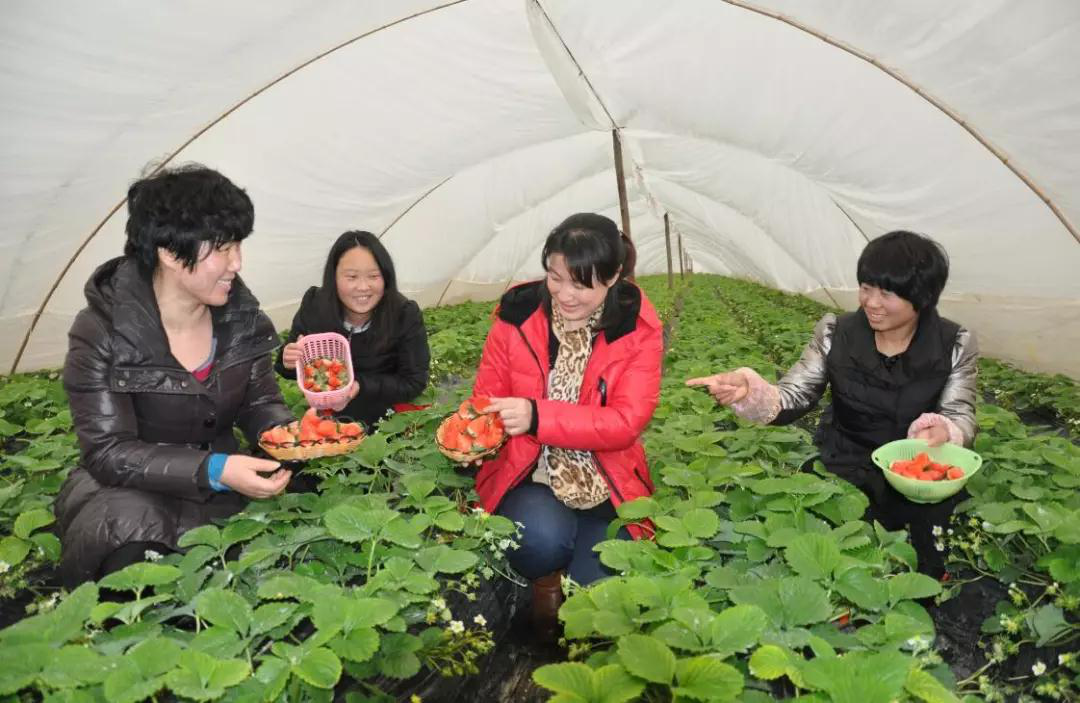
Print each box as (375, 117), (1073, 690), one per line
(677, 231), (685, 279)
(612, 130), (632, 240)
(664, 213), (674, 289)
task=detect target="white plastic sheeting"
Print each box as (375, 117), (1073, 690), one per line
(2, 0), (1078, 376)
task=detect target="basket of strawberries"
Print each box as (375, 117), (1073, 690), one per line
(436, 396), (507, 464)
(871, 439), (983, 503)
(295, 332), (354, 412)
(259, 408), (365, 461)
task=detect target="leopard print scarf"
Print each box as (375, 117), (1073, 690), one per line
(533, 301), (610, 509)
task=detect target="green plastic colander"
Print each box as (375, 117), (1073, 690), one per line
(871, 439), (984, 504)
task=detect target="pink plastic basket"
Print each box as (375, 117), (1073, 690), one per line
(296, 332), (354, 412)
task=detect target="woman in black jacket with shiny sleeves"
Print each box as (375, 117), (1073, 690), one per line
(688, 231), (978, 577)
(276, 231), (430, 429)
(55, 165), (295, 586)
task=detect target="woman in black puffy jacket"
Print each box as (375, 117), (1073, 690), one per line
(276, 231), (430, 429)
(55, 165), (295, 586)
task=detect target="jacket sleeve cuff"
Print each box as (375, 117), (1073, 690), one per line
(206, 453), (230, 492)
(729, 367), (782, 424)
(907, 412), (964, 445)
(527, 399), (539, 436)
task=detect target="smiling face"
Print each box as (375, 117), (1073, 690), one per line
(858, 283), (918, 333)
(545, 253), (614, 325)
(335, 245), (385, 325)
(169, 241), (242, 307)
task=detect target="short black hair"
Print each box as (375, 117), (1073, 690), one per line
(857, 230), (949, 311)
(318, 230), (405, 352)
(540, 212), (637, 329)
(123, 164), (254, 275)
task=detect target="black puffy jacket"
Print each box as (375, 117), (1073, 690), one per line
(54, 257), (294, 585)
(274, 286), (430, 428)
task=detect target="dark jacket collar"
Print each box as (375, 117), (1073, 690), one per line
(844, 306), (951, 381)
(86, 256), (270, 369)
(496, 279), (643, 344)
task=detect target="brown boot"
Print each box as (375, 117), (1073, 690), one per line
(531, 570), (564, 643)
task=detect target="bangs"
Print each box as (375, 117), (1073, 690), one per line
(542, 227), (618, 288)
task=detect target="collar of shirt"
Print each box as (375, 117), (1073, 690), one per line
(343, 318), (372, 335)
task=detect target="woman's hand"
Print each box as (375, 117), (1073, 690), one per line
(347, 380), (360, 401)
(911, 423), (949, 447)
(281, 336), (304, 369)
(487, 397), (533, 436)
(685, 371), (750, 406)
(220, 455), (291, 498)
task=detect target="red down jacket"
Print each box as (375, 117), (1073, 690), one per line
(472, 280), (663, 539)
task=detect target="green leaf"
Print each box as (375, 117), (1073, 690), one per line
(533, 662), (595, 700)
(888, 573), (942, 605)
(778, 577), (834, 627)
(375, 632), (422, 679)
(96, 595), (170, 625)
(13, 507), (54, 539)
(675, 656), (744, 701)
(188, 626), (244, 659)
(784, 533), (842, 581)
(834, 568), (890, 611)
(1037, 544), (1080, 582)
(292, 647), (342, 689)
(1027, 604), (1070, 646)
(129, 636), (182, 677)
(0, 643), (48, 694)
(209, 657), (250, 689)
(343, 597), (399, 631)
(434, 510), (465, 532)
(166, 650), (251, 701)
(616, 497), (658, 520)
(749, 644), (790, 680)
(257, 573), (321, 601)
(324, 504), (379, 543)
(616, 634), (676, 684)
(193, 587), (254, 635)
(103, 664), (165, 703)
(329, 628), (380, 663)
(221, 519), (266, 547)
(0, 535), (31, 566)
(707, 604), (768, 657)
(886, 541), (919, 570)
(252, 602), (299, 635)
(356, 433), (389, 468)
(801, 650), (911, 703)
(38, 645), (114, 688)
(97, 563), (181, 592)
(414, 545), (479, 574)
(904, 668), (959, 703)
(592, 664), (647, 703)
(177, 524), (222, 549)
(31, 531), (62, 562)
(42, 690), (101, 703)
(682, 508), (720, 539)
(381, 517), (424, 548)
(1022, 503), (1064, 532)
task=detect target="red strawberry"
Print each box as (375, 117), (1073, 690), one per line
(454, 432), (474, 453)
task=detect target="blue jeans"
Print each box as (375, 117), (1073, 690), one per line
(496, 482), (630, 585)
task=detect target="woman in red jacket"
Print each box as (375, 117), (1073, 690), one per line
(472, 213), (663, 636)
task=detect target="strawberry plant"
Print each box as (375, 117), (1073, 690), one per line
(0, 273), (1076, 702)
